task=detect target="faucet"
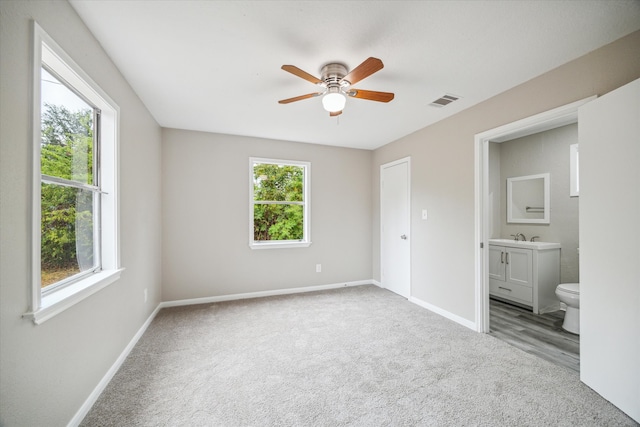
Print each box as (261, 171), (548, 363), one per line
(516, 233), (526, 241)
(530, 236), (540, 242)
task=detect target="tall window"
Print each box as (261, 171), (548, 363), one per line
(27, 23), (121, 324)
(40, 67), (100, 290)
(249, 158), (311, 249)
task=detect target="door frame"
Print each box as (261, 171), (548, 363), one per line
(380, 156), (411, 298)
(473, 97), (594, 332)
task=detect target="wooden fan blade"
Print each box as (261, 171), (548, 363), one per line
(278, 92), (321, 104)
(342, 57), (384, 86)
(281, 65), (323, 85)
(329, 110), (342, 117)
(347, 89), (394, 103)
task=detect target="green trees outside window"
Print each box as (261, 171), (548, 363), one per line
(253, 163), (305, 241)
(40, 100), (96, 287)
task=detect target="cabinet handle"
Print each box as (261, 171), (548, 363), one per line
(501, 251), (504, 263)
(505, 252), (509, 264)
(498, 286), (512, 292)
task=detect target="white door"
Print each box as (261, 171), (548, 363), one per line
(381, 158), (411, 298)
(579, 78), (640, 422)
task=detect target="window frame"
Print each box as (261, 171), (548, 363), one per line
(25, 22), (122, 325)
(40, 64), (102, 294)
(249, 157), (311, 250)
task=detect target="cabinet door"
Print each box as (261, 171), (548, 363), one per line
(505, 247), (532, 287)
(488, 245), (505, 281)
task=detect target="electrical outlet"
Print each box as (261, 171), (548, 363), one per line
(316, 264), (322, 273)
(144, 288), (148, 303)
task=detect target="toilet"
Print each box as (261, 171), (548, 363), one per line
(555, 283), (580, 334)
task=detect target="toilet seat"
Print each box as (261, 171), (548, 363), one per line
(557, 283), (579, 295)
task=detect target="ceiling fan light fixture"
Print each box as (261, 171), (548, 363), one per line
(322, 91), (346, 112)
(279, 57), (393, 115)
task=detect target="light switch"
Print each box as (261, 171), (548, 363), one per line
(422, 209), (428, 220)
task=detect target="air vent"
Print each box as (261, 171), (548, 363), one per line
(429, 94), (460, 107)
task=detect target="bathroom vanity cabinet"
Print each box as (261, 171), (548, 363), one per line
(489, 239), (561, 314)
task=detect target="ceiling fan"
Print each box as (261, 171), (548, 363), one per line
(278, 57), (394, 117)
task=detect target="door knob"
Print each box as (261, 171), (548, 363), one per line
(400, 234), (407, 240)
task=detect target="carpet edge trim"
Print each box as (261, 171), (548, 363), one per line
(160, 280), (378, 308)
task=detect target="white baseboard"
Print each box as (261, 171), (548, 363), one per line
(161, 280), (375, 308)
(371, 280), (382, 288)
(409, 296), (477, 331)
(67, 304), (162, 427)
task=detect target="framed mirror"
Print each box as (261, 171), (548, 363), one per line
(507, 173), (550, 224)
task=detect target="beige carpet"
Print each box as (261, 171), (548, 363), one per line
(81, 285), (637, 426)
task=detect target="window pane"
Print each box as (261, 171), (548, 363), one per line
(254, 204), (303, 241)
(41, 68), (93, 185)
(41, 183), (96, 288)
(253, 163), (303, 202)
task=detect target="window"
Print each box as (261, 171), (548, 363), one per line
(25, 22), (121, 324)
(570, 143), (579, 197)
(249, 158), (311, 249)
(40, 68), (99, 290)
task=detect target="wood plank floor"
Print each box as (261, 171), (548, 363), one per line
(489, 298), (580, 372)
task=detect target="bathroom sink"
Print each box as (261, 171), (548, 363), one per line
(489, 238), (561, 250)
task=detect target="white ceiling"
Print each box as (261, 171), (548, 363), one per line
(69, 1), (640, 150)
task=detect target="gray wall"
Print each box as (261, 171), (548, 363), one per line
(0, 1), (162, 426)
(161, 129), (372, 301)
(493, 124), (579, 283)
(372, 30), (640, 322)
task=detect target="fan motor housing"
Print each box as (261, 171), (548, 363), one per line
(321, 63), (349, 87)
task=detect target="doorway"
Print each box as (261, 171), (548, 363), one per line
(474, 97), (594, 332)
(380, 157), (411, 298)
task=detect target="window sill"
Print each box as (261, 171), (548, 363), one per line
(23, 268), (124, 325)
(249, 241), (312, 250)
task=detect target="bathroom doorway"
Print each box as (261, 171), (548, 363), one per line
(474, 97), (594, 369)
